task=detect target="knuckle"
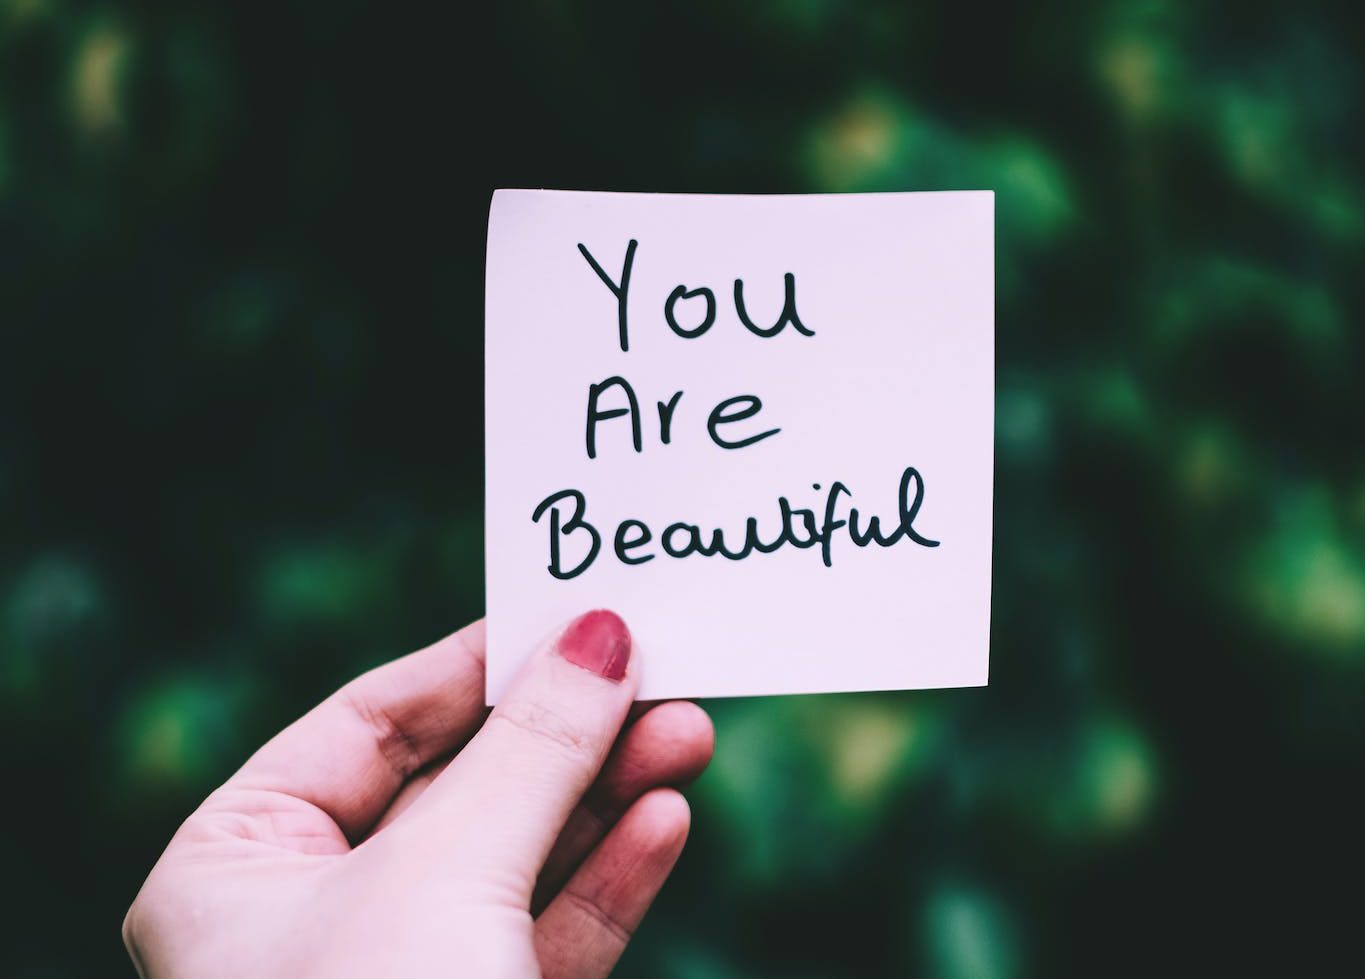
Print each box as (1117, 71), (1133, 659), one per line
(490, 700), (598, 763)
(561, 884), (634, 947)
(339, 683), (424, 781)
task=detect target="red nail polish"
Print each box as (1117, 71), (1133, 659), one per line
(556, 609), (631, 681)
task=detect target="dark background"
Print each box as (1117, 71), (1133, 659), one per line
(2, 1), (1363, 975)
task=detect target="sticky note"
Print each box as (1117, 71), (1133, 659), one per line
(485, 190), (993, 702)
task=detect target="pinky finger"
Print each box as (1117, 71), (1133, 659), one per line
(534, 789), (691, 979)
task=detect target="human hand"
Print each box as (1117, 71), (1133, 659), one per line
(123, 610), (714, 978)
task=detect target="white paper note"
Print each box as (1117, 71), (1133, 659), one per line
(485, 189), (993, 702)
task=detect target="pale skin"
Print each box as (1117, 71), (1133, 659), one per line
(123, 612), (714, 978)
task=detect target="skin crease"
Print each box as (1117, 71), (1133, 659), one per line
(123, 613), (714, 979)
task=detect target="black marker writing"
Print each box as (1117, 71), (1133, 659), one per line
(577, 239), (638, 352)
(531, 466), (939, 579)
(707, 395), (780, 450)
(583, 377), (781, 457)
(734, 272), (815, 338)
(585, 376), (643, 459)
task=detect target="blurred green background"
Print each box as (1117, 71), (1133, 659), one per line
(2, 0), (1363, 975)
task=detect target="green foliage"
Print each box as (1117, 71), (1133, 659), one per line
(922, 884), (1019, 979)
(1, 1), (1361, 975)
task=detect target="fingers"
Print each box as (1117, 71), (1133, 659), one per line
(535, 789), (692, 979)
(226, 620), (488, 841)
(408, 610), (638, 892)
(370, 701), (711, 849)
(365, 752), (455, 836)
(533, 700), (713, 912)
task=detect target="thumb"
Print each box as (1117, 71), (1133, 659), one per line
(408, 609), (639, 893)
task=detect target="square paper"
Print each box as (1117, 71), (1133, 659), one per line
(485, 190), (993, 702)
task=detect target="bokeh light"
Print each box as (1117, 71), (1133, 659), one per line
(1, 1), (1361, 975)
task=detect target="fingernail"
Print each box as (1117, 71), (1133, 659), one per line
(556, 609), (631, 681)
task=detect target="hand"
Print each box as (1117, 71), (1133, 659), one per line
(123, 610), (714, 978)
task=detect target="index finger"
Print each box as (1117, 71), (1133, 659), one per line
(226, 619), (490, 841)
(408, 610), (639, 892)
